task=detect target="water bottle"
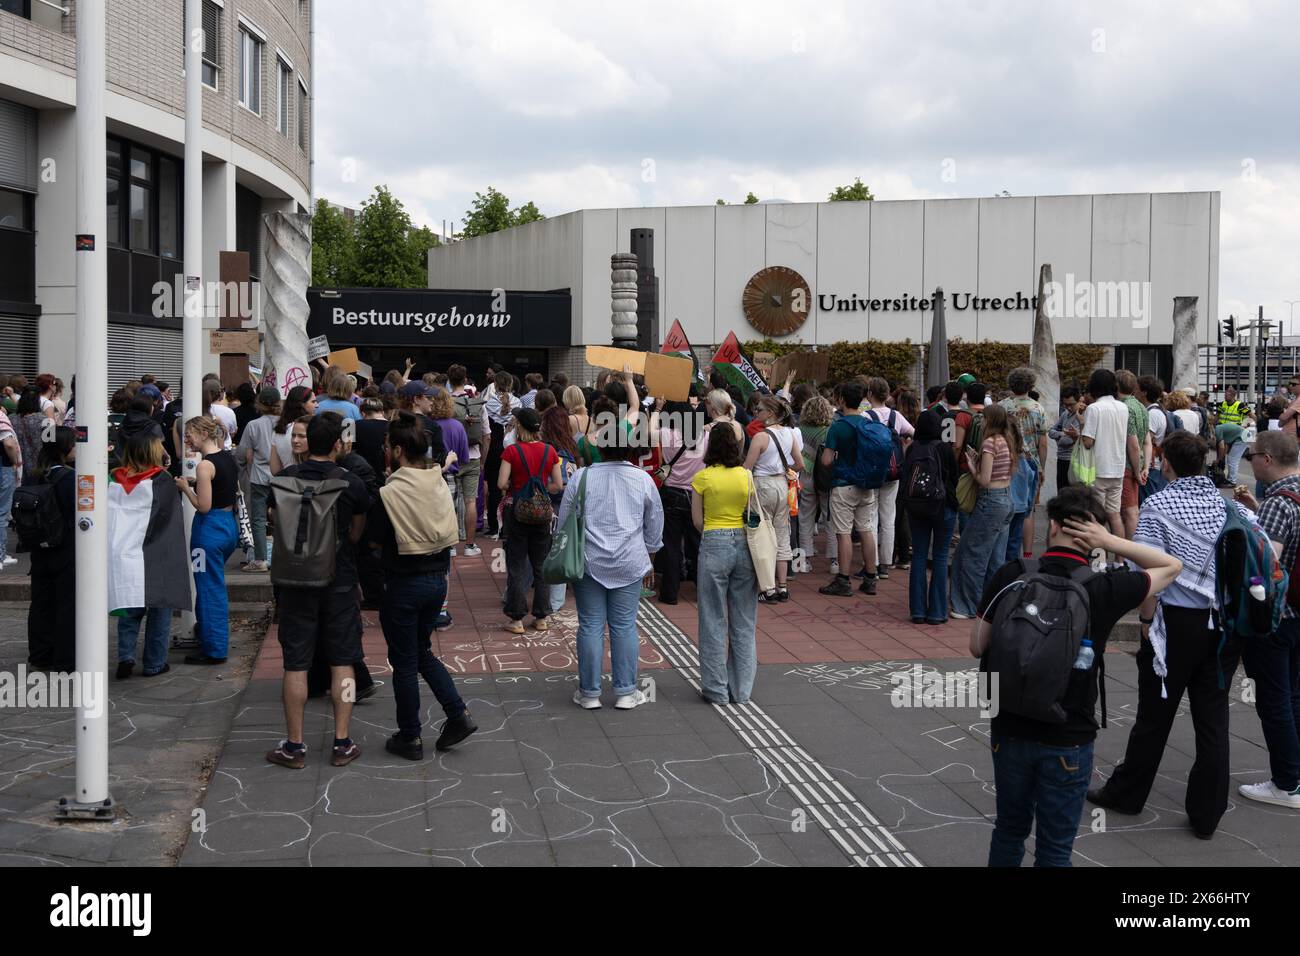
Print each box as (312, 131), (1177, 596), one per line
(1073, 638), (1095, 670)
(1249, 575), (1266, 602)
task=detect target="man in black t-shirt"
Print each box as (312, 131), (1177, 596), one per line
(970, 485), (1182, 867)
(266, 412), (371, 770)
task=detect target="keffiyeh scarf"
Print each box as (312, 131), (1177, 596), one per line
(1132, 475), (1256, 696)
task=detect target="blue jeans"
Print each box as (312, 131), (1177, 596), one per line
(572, 575), (641, 698)
(988, 733), (1095, 867)
(191, 509), (239, 658)
(908, 511), (950, 622)
(249, 483), (270, 562)
(951, 487), (1012, 617)
(380, 571), (464, 739)
(0, 464), (13, 561)
(116, 607), (172, 674)
(696, 528), (758, 704)
(1004, 459), (1039, 562)
(1242, 617), (1300, 791)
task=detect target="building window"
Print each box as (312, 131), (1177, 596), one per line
(277, 59), (291, 135)
(237, 26), (263, 114)
(127, 146), (153, 252)
(106, 138), (123, 248)
(297, 79), (308, 152)
(183, 0), (222, 90)
(158, 156), (180, 259)
(235, 184), (262, 280)
(0, 187), (32, 231)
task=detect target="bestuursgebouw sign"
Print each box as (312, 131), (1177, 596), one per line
(307, 288), (571, 348)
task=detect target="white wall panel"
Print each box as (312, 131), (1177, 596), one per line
(1090, 193), (1152, 345)
(975, 196), (1035, 342)
(762, 203), (818, 344)
(664, 205), (715, 348)
(1149, 192), (1211, 348)
(814, 200), (871, 344)
(1033, 195), (1093, 344)
(868, 200), (925, 343)
(922, 199), (979, 343)
(713, 203), (766, 346)
(580, 209), (618, 347)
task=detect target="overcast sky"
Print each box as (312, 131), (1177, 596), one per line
(314, 0), (1300, 331)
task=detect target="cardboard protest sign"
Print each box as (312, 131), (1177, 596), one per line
(771, 350), (830, 384)
(584, 346), (694, 401)
(326, 347), (361, 374)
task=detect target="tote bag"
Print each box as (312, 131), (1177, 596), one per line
(743, 473), (778, 593)
(1070, 440), (1097, 487)
(543, 468), (587, 585)
(955, 473), (979, 514)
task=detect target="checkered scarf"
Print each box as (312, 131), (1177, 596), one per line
(1133, 475), (1258, 695)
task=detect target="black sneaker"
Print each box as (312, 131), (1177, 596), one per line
(759, 590), (781, 604)
(877, 565), (890, 580)
(436, 712), (478, 751)
(819, 576), (853, 597)
(115, 661), (134, 680)
(859, 576), (877, 596)
(776, 588), (790, 602)
(385, 733), (424, 761)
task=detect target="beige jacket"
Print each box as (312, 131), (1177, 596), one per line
(378, 465), (458, 555)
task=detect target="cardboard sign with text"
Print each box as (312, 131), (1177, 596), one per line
(308, 335), (331, 361)
(209, 329), (260, 356)
(771, 350), (830, 384)
(326, 347), (361, 374)
(584, 346), (694, 401)
(753, 351), (776, 384)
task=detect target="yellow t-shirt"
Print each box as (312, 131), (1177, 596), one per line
(692, 464), (750, 531)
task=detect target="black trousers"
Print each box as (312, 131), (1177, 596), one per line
(658, 487), (698, 602)
(1056, 458), (1072, 492)
(503, 511), (552, 621)
(307, 586), (374, 698)
(29, 554), (75, 670)
(485, 420), (506, 535)
(1099, 605), (1241, 835)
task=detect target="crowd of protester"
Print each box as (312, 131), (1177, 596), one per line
(3, 354), (1298, 868)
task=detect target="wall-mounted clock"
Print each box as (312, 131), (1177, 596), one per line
(743, 266), (811, 337)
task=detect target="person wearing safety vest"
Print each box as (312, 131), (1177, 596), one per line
(1217, 387), (1246, 426)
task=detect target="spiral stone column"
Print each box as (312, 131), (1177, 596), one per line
(1029, 263), (1061, 500)
(611, 252), (639, 347)
(1171, 296), (1199, 393)
(262, 211), (313, 394)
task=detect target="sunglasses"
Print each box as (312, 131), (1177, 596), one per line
(1243, 450), (1267, 461)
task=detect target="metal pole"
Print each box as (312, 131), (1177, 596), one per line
(60, 0), (111, 819)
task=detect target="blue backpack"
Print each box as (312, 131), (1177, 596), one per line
(843, 416), (895, 490)
(1215, 499), (1286, 657)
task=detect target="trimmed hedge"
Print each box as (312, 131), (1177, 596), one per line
(742, 337), (1106, 391)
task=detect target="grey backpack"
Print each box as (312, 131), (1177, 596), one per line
(269, 466), (350, 588)
(984, 560), (1098, 724)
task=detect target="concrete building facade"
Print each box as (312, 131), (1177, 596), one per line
(0, 0), (313, 388)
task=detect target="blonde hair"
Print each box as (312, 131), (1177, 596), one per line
(120, 435), (164, 473)
(184, 415), (225, 447)
(705, 389), (734, 419)
(562, 385), (586, 415)
(429, 390), (455, 420)
(1165, 390), (1191, 411)
(326, 368), (352, 401)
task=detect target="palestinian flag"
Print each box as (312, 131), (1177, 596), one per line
(712, 331), (769, 399)
(107, 466), (192, 613)
(661, 319), (706, 384)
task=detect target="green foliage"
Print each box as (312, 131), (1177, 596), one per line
(828, 177), (874, 202)
(310, 199), (356, 287)
(744, 192), (759, 204)
(460, 186), (545, 238)
(946, 338), (1107, 390)
(741, 338), (916, 389)
(352, 185), (429, 288)
(715, 198), (727, 206)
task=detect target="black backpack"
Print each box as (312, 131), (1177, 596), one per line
(902, 442), (946, 519)
(984, 560), (1100, 724)
(12, 465), (68, 551)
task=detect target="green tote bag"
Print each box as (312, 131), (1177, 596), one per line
(543, 468), (588, 584)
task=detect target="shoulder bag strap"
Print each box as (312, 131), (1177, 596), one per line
(762, 427), (793, 473)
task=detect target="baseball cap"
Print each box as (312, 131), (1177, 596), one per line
(380, 381), (397, 395)
(512, 407), (541, 432)
(256, 386), (281, 405)
(956, 373), (976, 389)
(137, 384), (162, 402)
(400, 381), (432, 398)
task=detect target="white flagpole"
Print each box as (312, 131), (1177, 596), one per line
(61, 0), (111, 819)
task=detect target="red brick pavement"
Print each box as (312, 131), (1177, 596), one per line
(251, 549), (975, 680)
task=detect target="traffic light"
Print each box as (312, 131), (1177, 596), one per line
(1222, 316), (1235, 341)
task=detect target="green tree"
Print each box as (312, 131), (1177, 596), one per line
(716, 198), (728, 205)
(310, 198), (357, 287)
(460, 186), (545, 238)
(828, 177), (874, 202)
(352, 185), (427, 288)
(744, 192), (759, 204)
(407, 224), (441, 281)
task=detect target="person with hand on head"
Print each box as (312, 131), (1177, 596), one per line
(971, 485), (1182, 867)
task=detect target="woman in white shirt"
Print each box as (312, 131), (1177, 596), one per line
(743, 395), (803, 603)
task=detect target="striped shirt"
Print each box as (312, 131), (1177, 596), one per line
(556, 462), (664, 589)
(983, 436), (1012, 482)
(1258, 473), (1300, 620)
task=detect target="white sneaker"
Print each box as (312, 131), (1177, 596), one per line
(449, 547), (457, 557)
(950, 611), (972, 620)
(572, 690), (602, 710)
(614, 689), (649, 710)
(1238, 780), (1300, 808)
(464, 544), (482, 557)
(1, 555), (16, 566)
(829, 560), (840, 576)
